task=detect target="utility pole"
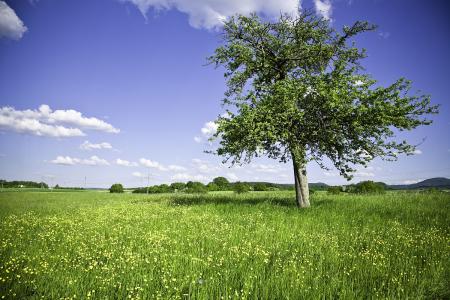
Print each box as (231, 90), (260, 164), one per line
(84, 176), (87, 190)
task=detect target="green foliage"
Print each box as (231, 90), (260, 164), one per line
(233, 182), (251, 194)
(253, 182), (269, 191)
(109, 183), (124, 193)
(350, 181), (386, 194)
(0, 191), (449, 299)
(133, 184), (173, 194)
(185, 182), (208, 194)
(208, 12), (438, 180)
(327, 186), (343, 195)
(206, 182), (219, 191)
(170, 182), (186, 192)
(212, 177), (230, 190)
(0, 180), (48, 189)
(53, 185), (84, 190)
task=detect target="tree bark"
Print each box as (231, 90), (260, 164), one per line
(292, 153), (310, 208)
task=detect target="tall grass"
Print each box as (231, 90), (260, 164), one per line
(0, 191), (449, 299)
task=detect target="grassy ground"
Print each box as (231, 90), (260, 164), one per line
(0, 191), (449, 299)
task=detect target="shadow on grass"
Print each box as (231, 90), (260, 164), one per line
(168, 193), (322, 208)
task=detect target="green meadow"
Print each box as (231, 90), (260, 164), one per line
(0, 191), (449, 299)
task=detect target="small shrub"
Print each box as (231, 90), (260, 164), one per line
(253, 183), (268, 191)
(327, 186), (342, 195)
(351, 181), (385, 194)
(109, 183), (124, 193)
(233, 182), (251, 194)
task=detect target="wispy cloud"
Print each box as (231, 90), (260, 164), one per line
(378, 31), (390, 39)
(194, 121), (218, 143)
(80, 141), (113, 151)
(313, 0), (332, 20)
(0, 1), (27, 40)
(50, 155), (110, 166)
(120, 0), (301, 29)
(192, 158), (220, 173)
(354, 171), (375, 177)
(402, 179), (421, 184)
(116, 158), (138, 167)
(132, 171), (147, 178)
(0, 105), (119, 137)
(171, 173), (208, 182)
(139, 158), (186, 172)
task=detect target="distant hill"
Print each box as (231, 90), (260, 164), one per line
(389, 177), (450, 190)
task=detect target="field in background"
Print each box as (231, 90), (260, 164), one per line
(0, 191), (449, 299)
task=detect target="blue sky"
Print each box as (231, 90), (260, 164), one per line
(0, 0), (449, 187)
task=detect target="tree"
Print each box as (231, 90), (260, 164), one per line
(253, 182), (269, 191)
(185, 182), (208, 194)
(208, 12), (438, 208)
(170, 182), (186, 192)
(109, 183), (124, 193)
(350, 181), (385, 194)
(212, 176), (230, 190)
(206, 182), (219, 191)
(233, 182), (251, 194)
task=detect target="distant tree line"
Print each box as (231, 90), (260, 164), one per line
(131, 177), (298, 194)
(327, 181), (386, 194)
(0, 180), (48, 189)
(54, 185), (85, 190)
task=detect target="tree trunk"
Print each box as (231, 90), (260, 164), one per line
(292, 155), (310, 208)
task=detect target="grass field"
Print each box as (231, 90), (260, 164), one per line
(0, 191), (449, 299)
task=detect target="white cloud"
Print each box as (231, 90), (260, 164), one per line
(413, 149), (422, 155)
(378, 31), (390, 39)
(132, 171), (146, 178)
(172, 173), (208, 182)
(251, 163), (281, 173)
(50, 155), (110, 166)
(139, 158), (187, 172)
(167, 164), (186, 171)
(50, 156), (78, 166)
(402, 179), (421, 185)
(195, 120), (218, 143)
(201, 121), (218, 136)
(80, 141), (113, 151)
(139, 158), (168, 171)
(121, 0), (300, 29)
(83, 156), (110, 166)
(313, 0), (332, 20)
(354, 171), (375, 177)
(0, 1), (27, 40)
(116, 158), (138, 167)
(0, 105), (119, 137)
(192, 158), (220, 173)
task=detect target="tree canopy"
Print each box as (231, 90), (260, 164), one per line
(208, 12), (438, 207)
